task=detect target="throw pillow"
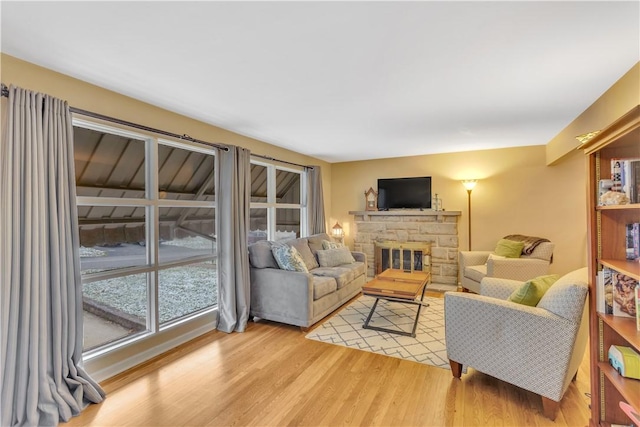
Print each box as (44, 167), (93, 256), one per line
(286, 238), (319, 270)
(316, 247), (356, 268)
(494, 239), (525, 258)
(271, 244), (309, 273)
(508, 274), (560, 306)
(322, 240), (344, 250)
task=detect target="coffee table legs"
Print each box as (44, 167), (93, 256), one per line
(362, 287), (428, 338)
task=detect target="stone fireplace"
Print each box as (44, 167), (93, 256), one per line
(349, 210), (461, 288)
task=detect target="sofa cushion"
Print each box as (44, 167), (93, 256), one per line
(286, 238), (319, 270)
(312, 262), (365, 289)
(248, 240), (279, 269)
(271, 244), (309, 272)
(316, 247), (356, 267)
(312, 276), (338, 300)
(307, 233), (333, 255)
(464, 264), (487, 283)
(494, 239), (525, 258)
(537, 268), (588, 321)
(507, 274), (559, 306)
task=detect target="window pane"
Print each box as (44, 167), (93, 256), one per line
(74, 127), (146, 198)
(158, 144), (215, 201)
(78, 205), (147, 274)
(159, 207), (215, 264)
(275, 208), (300, 240)
(276, 169), (301, 204)
(159, 261), (217, 325)
(83, 273), (148, 351)
(249, 208), (268, 244)
(250, 164), (267, 202)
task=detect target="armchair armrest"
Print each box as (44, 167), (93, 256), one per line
(459, 251), (492, 270)
(444, 292), (578, 401)
(249, 268), (314, 327)
(480, 277), (523, 300)
(487, 257), (550, 282)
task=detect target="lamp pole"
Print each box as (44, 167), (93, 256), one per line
(462, 180), (478, 251)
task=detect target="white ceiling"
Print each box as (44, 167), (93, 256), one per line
(1, 1), (639, 163)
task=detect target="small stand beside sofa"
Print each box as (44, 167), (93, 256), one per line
(248, 233), (367, 328)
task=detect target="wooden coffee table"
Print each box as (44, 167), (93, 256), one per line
(361, 269), (431, 337)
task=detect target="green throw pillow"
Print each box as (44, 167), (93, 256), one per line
(494, 239), (525, 258)
(508, 274), (560, 306)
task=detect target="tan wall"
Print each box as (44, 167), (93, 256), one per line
(0, 54), (333, 220)
(330, 145), (587, 277)
(546, 62), (640, 165)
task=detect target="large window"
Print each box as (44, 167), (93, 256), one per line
(249, 160), (305, 243)
(74, 121), (218, 353)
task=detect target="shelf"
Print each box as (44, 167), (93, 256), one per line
(598, 362), (640, 414)
(599, 314), (640, 350)
(599, 259), (640, 280)
(596, 203), (640, 211)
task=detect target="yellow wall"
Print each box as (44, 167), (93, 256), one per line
(330, 145), (587, 276)
(0, 54), (333, 218)
(547, 62), (640, 165)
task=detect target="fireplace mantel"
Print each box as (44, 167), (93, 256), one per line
(349, 210), (461, 287)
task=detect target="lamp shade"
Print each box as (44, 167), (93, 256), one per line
(332, 222), (344, 237)
(462, 179), (478, 191)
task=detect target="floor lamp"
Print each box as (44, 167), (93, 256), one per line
(462, 180), (477, 251)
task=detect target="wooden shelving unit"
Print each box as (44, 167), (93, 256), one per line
(581, 106), (640, 427)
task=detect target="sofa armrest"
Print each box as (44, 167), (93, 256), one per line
(249, 268), (314, 327)
(459, 251), (492, 271)
(351, 251), (366, 266)
(480, 277), (524, 300)
(487, 257), (550, 282)
(444, 292), (577, 401)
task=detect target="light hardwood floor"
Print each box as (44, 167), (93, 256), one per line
(64, 292), (591, 426)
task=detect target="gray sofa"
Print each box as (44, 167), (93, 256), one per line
(248, 233), (367, 328)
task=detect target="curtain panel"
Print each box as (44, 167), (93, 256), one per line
(216, 146), (251, 333)
(0, 86), (105, 426)
(307, 166), (326, 235)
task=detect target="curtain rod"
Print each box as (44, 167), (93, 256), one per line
(1, 83), (317, 168)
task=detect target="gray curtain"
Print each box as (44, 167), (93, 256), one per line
(216, 146), (251, 333)
(307, 165), (326, 234)
(0, 86), (105, 426)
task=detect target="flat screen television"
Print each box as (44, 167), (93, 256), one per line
(377, 176), (432, 210)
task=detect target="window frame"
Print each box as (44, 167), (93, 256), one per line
(73, 118), (219, 359)
(249, 159), (308, 240)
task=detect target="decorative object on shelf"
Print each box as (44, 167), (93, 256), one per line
(364, 187), (378, 211)
(600, 190), (629, 206)
(432, 193), (442, 211)
(575, 130), (601, 144)
(331, 222), (344, 243)
(608, 345), (640, 380)
(620, 401), (640, 426)
(461, 179), (478, 251)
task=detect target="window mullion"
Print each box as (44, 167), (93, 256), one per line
(147, 137), (159, 333)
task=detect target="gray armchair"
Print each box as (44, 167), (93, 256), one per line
(459, 240), (555, 293)
(444, 268), (589, 420)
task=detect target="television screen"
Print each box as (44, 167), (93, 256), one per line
(377, 177), (432, 210)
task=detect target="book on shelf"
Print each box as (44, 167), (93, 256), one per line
(626, 223), (640, 262)
(612, 158), (640, 203)
(597, 267), (614, 314)
(612, 271), (638, 319)
(636, 286), (640, 331)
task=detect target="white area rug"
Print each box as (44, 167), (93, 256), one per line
(305, 295), (448, 369)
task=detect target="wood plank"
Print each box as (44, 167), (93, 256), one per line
(61, 293), (591, 427)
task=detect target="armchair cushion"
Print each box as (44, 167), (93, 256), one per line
(507, 274), (559, 306)
(494, 239), (525, 258)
